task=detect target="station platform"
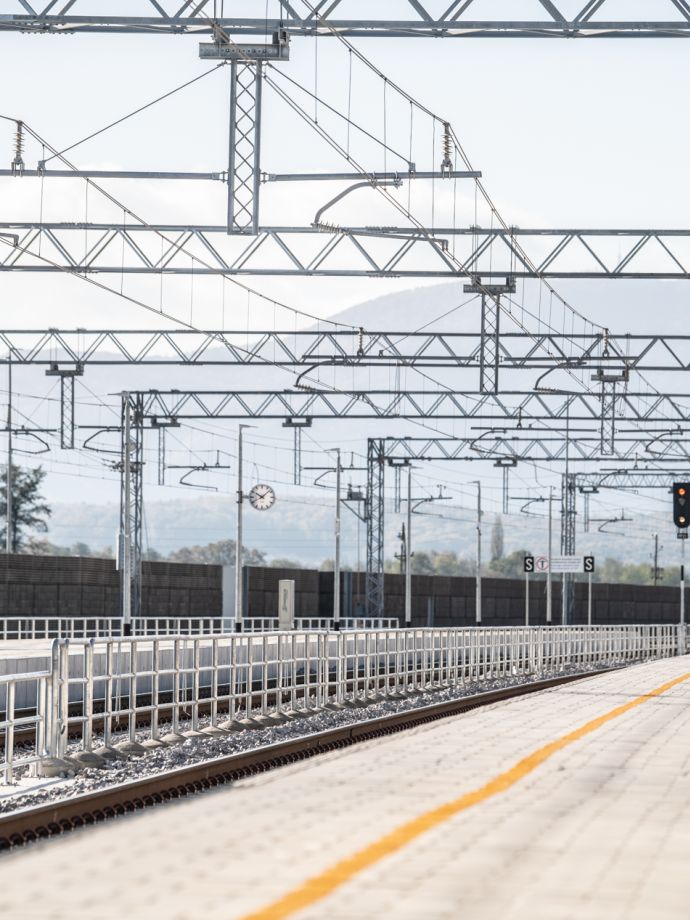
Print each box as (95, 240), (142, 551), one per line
(2, 655), (690, 919)
(0, 640), (52, 660)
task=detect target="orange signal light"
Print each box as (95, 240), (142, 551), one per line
(679, 487), (687, 497)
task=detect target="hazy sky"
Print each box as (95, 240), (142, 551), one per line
(1, 15), (689, 564)
(2, 18), (690, 325)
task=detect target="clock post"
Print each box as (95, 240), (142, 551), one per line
(334, 448), (341, 631)
(234, 424), (252, 632)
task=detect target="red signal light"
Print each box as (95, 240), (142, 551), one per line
(679, 487), (687, 497)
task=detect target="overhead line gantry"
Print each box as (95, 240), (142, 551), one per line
(2, 3), (690, 39)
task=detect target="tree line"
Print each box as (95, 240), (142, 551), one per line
(1, 467), (680, 585)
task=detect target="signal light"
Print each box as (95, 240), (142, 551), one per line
(673, 482), (690, 528)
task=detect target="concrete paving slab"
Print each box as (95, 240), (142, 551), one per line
(1, 656), (689, 920)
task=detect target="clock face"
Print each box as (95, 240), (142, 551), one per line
(249, 483), (276, 511)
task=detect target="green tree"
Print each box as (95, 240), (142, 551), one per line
(488, 548), (533, 579)
(411, 551), (435, 575)
(168, 539), (265, 566)
(25, 538), (114, 559)
(429, 551), (476, 576)
(490, 515), (504, 562)
(385, 550), (476, 576)
(0, 465), (51, 553)
(590, 558), (675, 586)
(319, 559), (353, 572)
(270, 557), (304, 569)
(431, 550), (462, 576)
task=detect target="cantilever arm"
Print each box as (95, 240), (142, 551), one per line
(313, 179), (401, 227)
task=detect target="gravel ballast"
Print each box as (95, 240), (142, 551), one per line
(0, 663), (621, 817)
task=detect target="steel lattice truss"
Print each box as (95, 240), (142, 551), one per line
(365, 440), (690, 617)
(11, 327), (690, 462)
(575, 470), (689, 490)
(555, 466), (686, 617)
(7, 223), (690, 278)
(5, 329), (690, 370)
(379, 436), (690, 465)
(2, 2), (690, 38)
(107, 388), (690, 425)
(6, 0), (690, 627)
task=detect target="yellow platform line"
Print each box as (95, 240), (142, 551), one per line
(239, 669), (690, 920)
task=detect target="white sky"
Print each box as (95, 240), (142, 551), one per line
(1, 18), (689, 564)
(1, 24), (690, 324)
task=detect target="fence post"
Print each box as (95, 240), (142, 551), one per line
(48, 639), (60, 761)
(335, 630), (344, 705)
(151, 639), (161, 740)
(69, 639), (108, 767)
(57, 639), (70, 762)
(38, 639), (72, 777)
(84, 640), (94, 753)
(4, 682), (15, 784)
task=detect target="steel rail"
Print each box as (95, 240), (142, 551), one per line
(0, 668), (610, 849)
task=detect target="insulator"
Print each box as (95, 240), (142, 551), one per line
(11, 120), (25, 176)
(357, 326), (365, 356)
(440, 121), (453, 174)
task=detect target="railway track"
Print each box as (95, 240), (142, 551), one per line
(0, 669), (605, 850)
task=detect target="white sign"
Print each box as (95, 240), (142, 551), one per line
(199, 42), (290, 61)
(524, 555), (595, 574)
(550, 556), (585, 573)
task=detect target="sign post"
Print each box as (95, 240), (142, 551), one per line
(475, 481), (482, 625)
(547, 488), (553, 624)
(526, 555), (594, 626)
(672, 484), (689, 652)
(675, 532), (688, 655)
(584, 555), (595, 625)
(523, 555), (534, 625)
(588, 570), (592, 625)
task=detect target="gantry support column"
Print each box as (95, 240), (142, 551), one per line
(494, 457), (517, 514)
(561, 471), (577, 624)
(157, 426), (166, 486)
(463, 276), (516, 393)
(119, 392), (144, 632)
(365, 439), (386, 618)
(593, 348), (629, 457)
(600, 380), (617, 456)
(45, 363), (83, 449)
(293, 425), (302, 485)
(228, 62), (263, 234)
(282, 417), (311, 486)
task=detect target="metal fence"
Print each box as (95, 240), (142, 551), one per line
(242, 617), (400, 632)
(0, 624), (683, 784)
(0, 654), (54, 784)
(0, 616), (399, 640)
